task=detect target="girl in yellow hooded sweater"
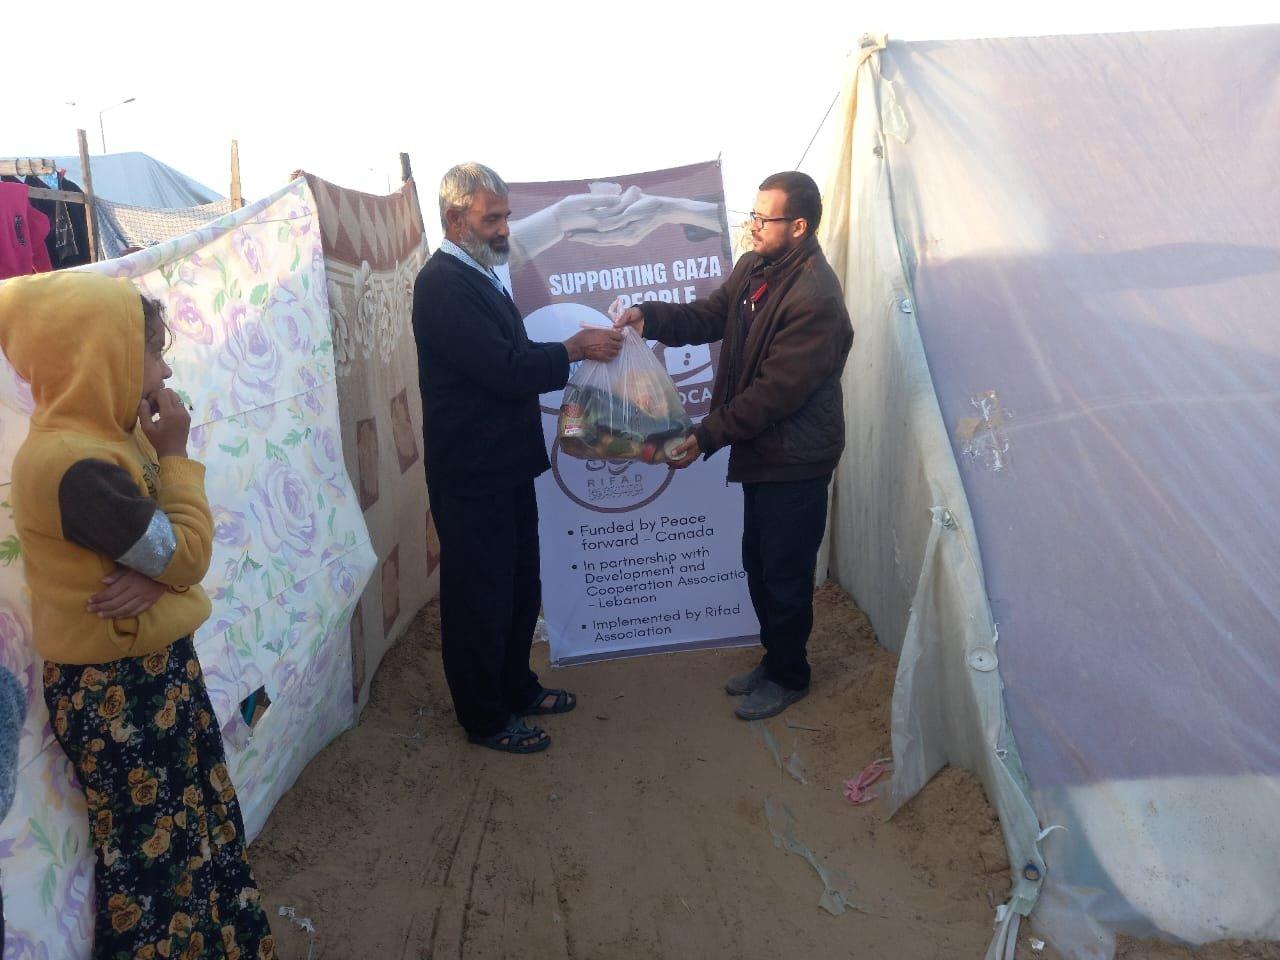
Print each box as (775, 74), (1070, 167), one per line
(0, 272), (275, 959)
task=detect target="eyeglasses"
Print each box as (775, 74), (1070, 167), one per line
(747, 211), (796, 229)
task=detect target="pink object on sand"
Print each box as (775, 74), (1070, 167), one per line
(843, 761), (887, 805)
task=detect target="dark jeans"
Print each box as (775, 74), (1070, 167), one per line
(741, 474), (832, 690)
(428, 481), (544, 737)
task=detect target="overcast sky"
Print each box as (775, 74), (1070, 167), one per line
(4, 0), (1274, 249)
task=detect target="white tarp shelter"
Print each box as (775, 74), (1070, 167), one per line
(51, 151), (222, 206)
(821, 24), (1280, 959)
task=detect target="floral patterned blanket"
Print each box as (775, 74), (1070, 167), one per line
(0, 178), (376, 958)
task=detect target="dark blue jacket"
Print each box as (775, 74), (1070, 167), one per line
(412, 251), (570, 495)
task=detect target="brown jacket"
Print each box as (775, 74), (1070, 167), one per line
(640, 235), (853, 483)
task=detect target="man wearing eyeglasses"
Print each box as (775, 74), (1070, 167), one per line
(615, 171), (853, 721)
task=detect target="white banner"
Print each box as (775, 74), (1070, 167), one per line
(507, 162), (758, 664)
(527, 327), (758, 664)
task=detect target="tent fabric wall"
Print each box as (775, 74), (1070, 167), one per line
(820, 42), (1048, 959)
(94, 196), (235, 259)
(51, 151), (223, 206)
(302, 172), (436, 712)
(0, 178), (375, 958)
(824, 25), (1280, 958)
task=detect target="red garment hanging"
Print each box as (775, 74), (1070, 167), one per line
(0, 182), (53, 279)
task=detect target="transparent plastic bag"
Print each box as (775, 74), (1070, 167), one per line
(557, 323), (693, 464)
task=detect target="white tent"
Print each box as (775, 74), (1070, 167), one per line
(821, 25), (1280, 959)
(51, 150), (222, 206)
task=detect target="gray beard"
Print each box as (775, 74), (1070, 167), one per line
(458, 230), (509, 268)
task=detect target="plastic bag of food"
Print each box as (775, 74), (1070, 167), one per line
(558, 324), (693, 464)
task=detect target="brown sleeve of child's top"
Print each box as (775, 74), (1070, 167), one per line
(58, 459), (158, 559)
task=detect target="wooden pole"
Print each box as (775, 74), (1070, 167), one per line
(230, 140), (243, 210)
(0, 158), (54, 178)
(400, 152), (429, 250)
(76, 129), (98, 262)
(25, 187), (87, 205)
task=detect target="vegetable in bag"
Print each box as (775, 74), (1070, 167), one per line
(557, 325), (693, 464)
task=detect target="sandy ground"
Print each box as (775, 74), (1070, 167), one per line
(249, 583), (1277, 960)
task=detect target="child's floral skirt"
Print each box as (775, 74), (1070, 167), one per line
(43, 637), (276, 960)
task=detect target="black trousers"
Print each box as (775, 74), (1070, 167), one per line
(741, 474), (832, 691)
(428, 480), (544, 737)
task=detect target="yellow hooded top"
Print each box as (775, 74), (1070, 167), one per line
(0, 271), (212, 664)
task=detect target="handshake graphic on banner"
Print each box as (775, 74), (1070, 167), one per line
(508, 182), (722, 267)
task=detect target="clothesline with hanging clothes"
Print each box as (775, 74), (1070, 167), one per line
(0, 174), (94, 279)
(0, 158), (56, 178)
(0, 132), (102, 277)
(0, 181), (53, 278)
(0, 160), (94, 213)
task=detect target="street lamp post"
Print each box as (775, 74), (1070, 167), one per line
(98, 98), (136, 153)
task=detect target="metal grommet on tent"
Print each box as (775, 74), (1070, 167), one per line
(899, 297), (914, 314)
(968, 648), (998, 672)
(1023, 863), (1042, 883)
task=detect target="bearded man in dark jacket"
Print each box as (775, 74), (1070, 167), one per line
(616, 171), (853, 720)
(413, 163), (622, 753)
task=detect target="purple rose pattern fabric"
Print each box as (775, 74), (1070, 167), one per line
(0, 178), (376, 958)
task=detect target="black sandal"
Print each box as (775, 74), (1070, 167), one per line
(468, 717), (551, 754)
(523, 687), (577, 716)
